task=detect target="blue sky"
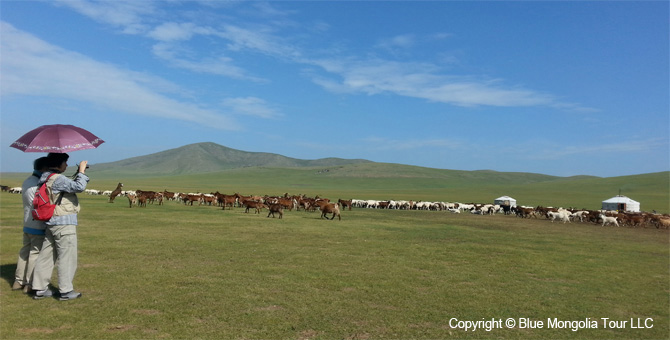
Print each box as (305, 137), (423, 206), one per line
(1, 1), (668, 177)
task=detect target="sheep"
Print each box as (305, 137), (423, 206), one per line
(480, 204), (494, 215)
(599, 214), (619, 227)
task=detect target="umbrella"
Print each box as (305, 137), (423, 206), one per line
(10, 124), (104, 153)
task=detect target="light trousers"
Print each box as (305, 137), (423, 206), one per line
(14, 233), (45, 286)
(31, 224), (78, 293)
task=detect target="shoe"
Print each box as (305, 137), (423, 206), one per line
(59, 291), (82, 301)
(33, 288), (54, 300)
(23, 284), (32, 294)
(12, 281), (24, 290)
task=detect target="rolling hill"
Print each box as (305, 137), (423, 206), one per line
(90, 142), (372, 176)
(87, 142), (584, 185)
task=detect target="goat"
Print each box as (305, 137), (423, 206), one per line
(243, 200), (267, 214)
(599, 214), (619, 227)
(547, 211), (572, 223)
(137, 195), (147, 208)
(109, 183), (123, 203)
(320, 203), (341, 220)
(267, 204), (283, 219)
(338, 199), (353, 211)
(127, 193), (136, 208)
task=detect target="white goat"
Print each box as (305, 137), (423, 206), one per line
(599, 214), (619, 227)
(547, 211), (572, 223)
(572, 211), (589, 222)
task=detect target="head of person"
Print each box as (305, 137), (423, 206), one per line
(33, 157), (49, 172)
(45, 153), (70, 173)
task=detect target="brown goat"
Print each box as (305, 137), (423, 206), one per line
(127, 194), (136, 208)
(267, 204), (283, 219)
(243, 200), (267, 214)
(109, 183), (123, 203)
(338, 199), (353, 211)
(137, 195), (147, 207)
(320, 203), (341, 221)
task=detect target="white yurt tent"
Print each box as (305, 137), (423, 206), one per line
(494, 195), (517, 207)
(601, 195), (640, 212)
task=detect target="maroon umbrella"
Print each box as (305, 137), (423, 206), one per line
(10, 124), (104, 153)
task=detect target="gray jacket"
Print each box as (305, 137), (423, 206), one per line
(38, 171), (89, 226)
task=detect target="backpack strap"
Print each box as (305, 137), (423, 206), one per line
(44, 173), (65, 206)
(55, 192), (65, 205)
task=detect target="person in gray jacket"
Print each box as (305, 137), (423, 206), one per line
(31, 153), (89, 301)
(13, 157), (48, 293)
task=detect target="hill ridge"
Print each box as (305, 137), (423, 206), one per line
(91, 142), (371, 176)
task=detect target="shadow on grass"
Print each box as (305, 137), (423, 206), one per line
(0, 263), (17, 288)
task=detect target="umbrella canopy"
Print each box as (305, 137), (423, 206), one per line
(10, 124), (104, 153)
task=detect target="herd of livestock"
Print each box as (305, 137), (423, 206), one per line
(4, 183), (669, 228)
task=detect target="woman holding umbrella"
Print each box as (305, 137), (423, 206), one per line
(31, 153), (89, 300)
(10, 124), (103, 300)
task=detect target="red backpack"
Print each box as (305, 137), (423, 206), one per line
(32, 173), (62, 221)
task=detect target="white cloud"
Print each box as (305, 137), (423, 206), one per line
(221, 97), (281, 119)
(375, 34), (415, 51)
(151, 42), (266, 81)
(54, 0), (155, 34)
(307, 57), (573, 108)
(50, 1), (593, 112)
(217, 24), (301, 59)
(0, 22), (239, 130)
(148, 22), (199, 42)
(147, 21), (295, 80)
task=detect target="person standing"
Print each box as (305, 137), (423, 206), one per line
(13, 157), (49, 293)
(31, 153), (88, 301)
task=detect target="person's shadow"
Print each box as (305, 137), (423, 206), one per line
(1, 264), (17, 288)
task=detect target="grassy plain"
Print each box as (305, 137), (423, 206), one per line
(1, 165), (667, 211)
(1, 178), (668, 339)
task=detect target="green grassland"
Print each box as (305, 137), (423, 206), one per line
(1, 167), (668, 339)
(2, 164), (667, 211)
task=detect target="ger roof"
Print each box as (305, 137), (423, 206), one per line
(602, 195), (639, 204)
(495, 195), (516, 201)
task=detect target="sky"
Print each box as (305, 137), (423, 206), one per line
(1, 1), (668, 177)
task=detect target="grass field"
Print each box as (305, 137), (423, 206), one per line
(1, 167), (667, 212)
(1, 188), (668, 339)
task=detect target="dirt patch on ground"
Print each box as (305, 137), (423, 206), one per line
(297, 329), (320, 340)
(345, 332), (371, 340)
(108, 324), (136, 332)
(17, 328), (55, 334)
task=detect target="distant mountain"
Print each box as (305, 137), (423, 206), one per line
(90, 142), (372, 176)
